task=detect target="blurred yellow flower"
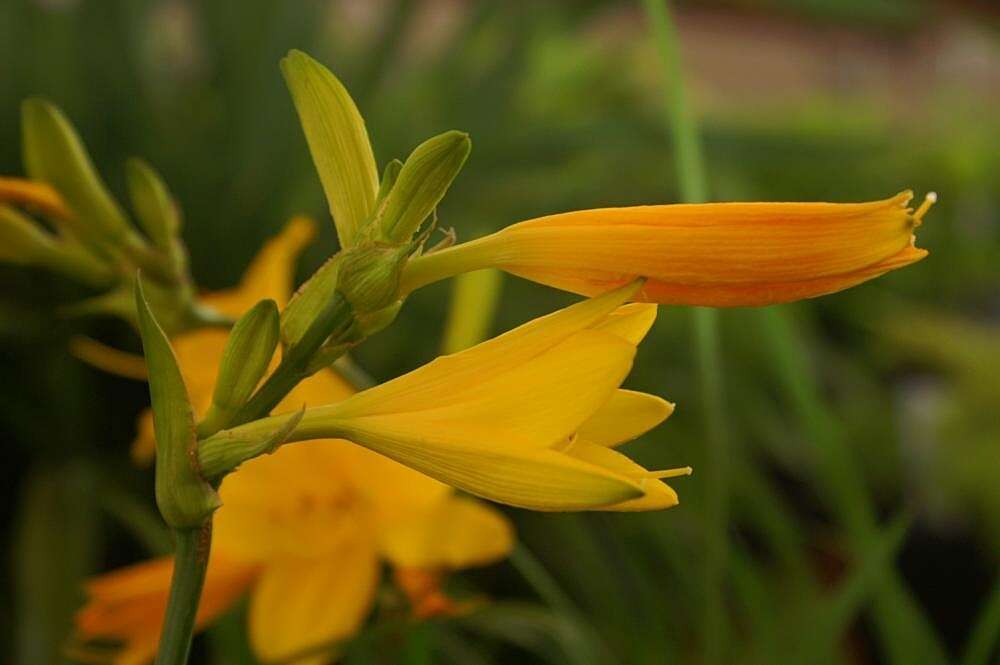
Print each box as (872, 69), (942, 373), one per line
(75, 218), (514, 664)
(401, 191), (934, 307)
(205, 282), (690, 512)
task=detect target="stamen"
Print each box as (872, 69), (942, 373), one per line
(647, 466), (693, 479)
(912, 191), (937, 227)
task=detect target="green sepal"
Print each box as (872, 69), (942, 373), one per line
(126, 158), (181, 252)
(281, 50), (378, 249)
(377, 130), (470, 244)
(198, 408), (305, 480)
(198, 299), (280, 437)
(280, 254), (342, 350)
(134, 277), (220, 528)
(21, 99), (135, 252)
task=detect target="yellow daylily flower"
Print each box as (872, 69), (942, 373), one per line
(202, 282), (690, 512)
(75, 220), (514, 664)
(400, 191), (935, 307)
(75, 417), (513, 664)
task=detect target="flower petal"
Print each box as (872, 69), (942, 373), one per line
(437, 191), (929, 306)
(590, 303), (658, 345)
(563, 439), (679, 511)
(76, 554), (256, 660)
(249, 540), (379, 664)
(333, 329), (636, 449)
(577, 390), (674, 447)
(332, 282), (640, 418)
(203, 216), (315, 317)
(379, 495), (514, 569)
(332, 424), (644, 511)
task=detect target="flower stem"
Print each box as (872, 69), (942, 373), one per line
(641, 2), (728, 664)
(156, 523), (212, 665)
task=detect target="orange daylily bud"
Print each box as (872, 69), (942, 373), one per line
(401, 191), (934, 307)
(0, 176), (74, 220)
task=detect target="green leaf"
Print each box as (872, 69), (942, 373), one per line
(199, 299), (280, 437)
(377, 130), (471, 243)
(800, 513), (912, 661)
(21, 98), (135, 252)
(135, 277), (220, 528)
(126, 158), (181, 251)
(281, 50), (378, 249)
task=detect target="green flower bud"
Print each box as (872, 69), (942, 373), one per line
(336, 244), (409, 314)
(198, 299), (280, 437)
(22, 99), (135, 253)
(126, 158), (181, 252)
(0, 204), (114, 287)
(377, 130), (470, 244)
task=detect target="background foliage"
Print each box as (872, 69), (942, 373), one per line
(1, 1), (998, 663)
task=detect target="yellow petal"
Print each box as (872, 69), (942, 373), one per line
(379, 495), (514, 569)
(249, 540), (379, 664)
(331, 423), (644, 511)
(214, 439), (368, 561)
(334, 329), (635, 449)
(563, 439), (680, 511)
(589, 303), (658, 345)
(332, 282), (640, 418)
(577, 390), (674, 447)
(203, 216), (315, 318)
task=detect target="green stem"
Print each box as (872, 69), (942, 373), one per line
(641, 2), (728, 663)
(156, 523), (212, 665)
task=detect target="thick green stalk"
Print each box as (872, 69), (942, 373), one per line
(156, 524), (212, 665)
(641, 2), (728, 663)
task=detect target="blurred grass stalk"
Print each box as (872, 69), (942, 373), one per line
(640, 2), (729, 664)
(757, 309), (949, 664)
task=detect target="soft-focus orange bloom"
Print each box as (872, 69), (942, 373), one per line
(401, 191), (934, 307)
(0, 175), (74, 220)
(75, 219), (513, 664)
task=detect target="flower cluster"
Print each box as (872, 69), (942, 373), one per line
(1, 49), (931, 664)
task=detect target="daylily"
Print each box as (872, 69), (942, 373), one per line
(200, 282), (690, 512)
(74, 219), (514, 664)
(400, 191), (935, 307)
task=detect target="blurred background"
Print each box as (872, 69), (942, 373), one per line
(1, 1), (998, 663)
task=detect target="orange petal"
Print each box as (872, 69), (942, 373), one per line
(0, 176), (73, 220)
